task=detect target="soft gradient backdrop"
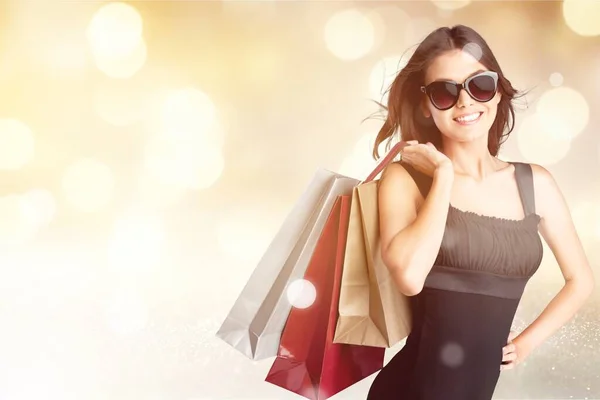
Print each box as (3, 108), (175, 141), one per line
(0, 0), (599, 399)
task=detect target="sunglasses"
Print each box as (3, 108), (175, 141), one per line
(420, 71), (499, 111)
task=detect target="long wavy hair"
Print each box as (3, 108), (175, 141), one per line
(372, 25), (525, 160)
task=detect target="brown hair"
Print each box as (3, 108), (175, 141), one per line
(372, 24), (524, 160)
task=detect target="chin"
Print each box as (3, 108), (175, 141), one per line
(444, 116), (494, 143)
(443, 128), (489, 144)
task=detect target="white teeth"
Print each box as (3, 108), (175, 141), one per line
(455, 112), (481, 122)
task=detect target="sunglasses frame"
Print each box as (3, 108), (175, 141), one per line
(420, 71), (499, 111)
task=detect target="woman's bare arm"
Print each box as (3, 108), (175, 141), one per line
(378, 163), (454, 296)
(512, 164), (594, 356)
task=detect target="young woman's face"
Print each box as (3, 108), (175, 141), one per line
(422, 49), (501, 145)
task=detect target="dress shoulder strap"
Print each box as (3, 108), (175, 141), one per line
(512, 162), (536, 216)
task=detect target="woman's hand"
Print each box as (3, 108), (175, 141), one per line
(501, 330), (531, 371)
(400, 140), (453, 178)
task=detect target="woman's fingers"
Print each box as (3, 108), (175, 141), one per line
(503, 343), (516, 354)
(502, 352), (518, 363)
(500, 362), (515, 371)
(401, 143), (427, 154)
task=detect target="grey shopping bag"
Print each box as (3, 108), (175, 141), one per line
(216, 169), (359, 360)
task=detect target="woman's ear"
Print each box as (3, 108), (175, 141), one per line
(421, 101), (431, 118)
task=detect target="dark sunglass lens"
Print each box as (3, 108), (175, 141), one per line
(468, 75), (496, 101)
(430, 82), (458, 109)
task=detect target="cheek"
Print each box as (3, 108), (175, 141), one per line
(486, 96), (501, 116)
(491, 92), (501, 107)
(430, 111), (455, 132)
(432, 109), (452, 124)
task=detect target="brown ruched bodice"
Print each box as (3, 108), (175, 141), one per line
(438, 205), (543, 277)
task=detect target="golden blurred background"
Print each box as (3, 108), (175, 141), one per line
(0, 0), (599, 399)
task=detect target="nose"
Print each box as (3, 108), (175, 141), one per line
(455, 86), (473, 109)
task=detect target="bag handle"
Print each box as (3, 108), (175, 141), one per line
(361, 140), (407, 184)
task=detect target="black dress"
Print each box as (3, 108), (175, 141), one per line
(367, 162), (544, 400)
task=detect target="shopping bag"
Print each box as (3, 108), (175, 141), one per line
(216, 169), (359, 360)
(333, 141), (412, 348)
(265, 196), (385, 400)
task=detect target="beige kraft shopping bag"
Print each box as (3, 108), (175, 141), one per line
(333, 141), (411, 348)
(358, 180), (411, 346)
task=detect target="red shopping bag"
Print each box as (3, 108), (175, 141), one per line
(265, 195), (385, 400)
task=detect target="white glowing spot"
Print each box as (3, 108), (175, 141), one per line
(440, 342), (464, 367)
(536, 86), (590, 139)
(139, 87), (225, 202)
(549, 72), (564, 87)
(286, 279), (317, 309)
(365, 6), (412, 47)
(562, 0), (600, 37)
(430, 0), (472, 11)
(369, 55), (408, 104)
(0, 118), (35, 170)
(324, 9), (375, 61)
(105, 291), (149, 335)
(437, 8), (454, 19)
(87, 2), (144, 58)
(107, 214), (166, 274)
(279, 346), (292, 358)
(363, 9), (386, 51)
(62, 159), (115, 212)
(18, 188), (56, 228)
(93, 37), (147, 79)
(462, 42), (483, 61)
(161, 88), (221, 146)
(516, 113), (571, 166)
(87, 2), (146, 78)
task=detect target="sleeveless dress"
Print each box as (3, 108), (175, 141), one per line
(366, 162), (544, 400)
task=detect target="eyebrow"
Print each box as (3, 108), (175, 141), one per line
(432, 69), (487, 83)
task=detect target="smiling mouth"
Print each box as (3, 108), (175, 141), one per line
(454, 112), (483, 124)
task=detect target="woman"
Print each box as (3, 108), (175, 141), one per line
(367, 25), (594, 400)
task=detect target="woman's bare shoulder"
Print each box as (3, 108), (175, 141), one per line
(379, 161), (424, 204)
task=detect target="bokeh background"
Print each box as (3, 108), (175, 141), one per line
(0, 0), (599, 399)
